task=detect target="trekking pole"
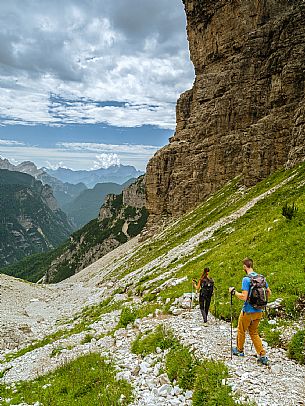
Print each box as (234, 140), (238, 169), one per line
(190, 281), (194, 311)
(214, 286), (217, 321)
(230, 290), (234, 360)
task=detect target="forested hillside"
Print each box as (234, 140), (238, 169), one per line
(1, 176), (147, 282)
(0, 170), (72, 267)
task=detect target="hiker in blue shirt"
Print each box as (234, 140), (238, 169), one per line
(229, 257), (271, 365)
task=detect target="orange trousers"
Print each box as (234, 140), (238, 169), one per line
(236, 311), (266, 356)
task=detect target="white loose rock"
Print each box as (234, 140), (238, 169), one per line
(158, 383), (173, 397)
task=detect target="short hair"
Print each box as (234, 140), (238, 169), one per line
(243, 258), (253, 268)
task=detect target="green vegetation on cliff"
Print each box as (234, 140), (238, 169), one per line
(1, 182), (148, 283)
(0, 169), (72, 268)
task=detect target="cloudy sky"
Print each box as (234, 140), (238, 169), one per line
(0, 0), (194, 171)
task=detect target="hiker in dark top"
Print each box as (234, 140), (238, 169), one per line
(193, 267), (214, 323)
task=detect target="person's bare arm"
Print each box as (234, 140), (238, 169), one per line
(229, 287), (248, 301)
(193, 279), (201, 291)
(267, 287), (271, 298)
(235, 290), (248, 301)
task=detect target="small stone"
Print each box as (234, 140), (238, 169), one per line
(140, 362), (150, 373)
(185, 390), (193, 400)
(159, 373), (171, 385)
(158, 384), (173, 397)
(169, 399), (181, 405)
(153, 364), (160, 376)
(133, 318), (141, 327)
(271, 364), (282, 374)
(172, 308), (183, 316)
(132, 365), (140, 376)
(171, 385), (182, 396)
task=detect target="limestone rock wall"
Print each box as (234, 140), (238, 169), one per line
(146, 0), (305, 219)
(123, 175), (146, 208)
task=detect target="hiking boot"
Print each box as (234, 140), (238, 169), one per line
(232, 347), (244, 357)
(257, 355), (269, 365)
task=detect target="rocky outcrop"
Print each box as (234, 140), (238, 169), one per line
(146, 0), (305, 219)
(123, 175), (146, 208)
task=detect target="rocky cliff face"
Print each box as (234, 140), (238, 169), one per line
(146, 0), (305, 219)
(123, 176), (146, 208)
(0, 170), (73, 267)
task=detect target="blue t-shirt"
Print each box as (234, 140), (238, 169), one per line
(242, 272), (269, 313)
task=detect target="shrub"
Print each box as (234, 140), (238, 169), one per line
(288, 330), (305, 364)
(282, 202), (298, 220)
(131, 325), (178, 356)
(50, 347), (64, 358)
(81, 334), (93, 344)
(165, 344), (197, 390)
(117, 306), (137, 328)
(192, 360), (235, 406)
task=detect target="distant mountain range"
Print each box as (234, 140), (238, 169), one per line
(0, 158), (144, 230)
(1, 176), (148, 283)
(0, 169), (73, 267)
(62, 179), (135, 229)
(0, 158), (87, 209)
(44, 165), (144, 188)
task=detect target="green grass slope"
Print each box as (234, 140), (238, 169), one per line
(1, 164), (304, 406)
(108, 163), (305, 325)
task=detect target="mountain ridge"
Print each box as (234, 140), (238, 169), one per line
(62, 181), (132, 229)
(0, 157), (88, 210)
(0, 176), (148, 283)
(0, 169), (73, 267)
(45, 164), (144, 188)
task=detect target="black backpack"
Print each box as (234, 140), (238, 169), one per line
(247, 274), (268, 309)
(200, 278), (214, 297)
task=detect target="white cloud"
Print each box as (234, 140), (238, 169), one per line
(58, 142), (160, 155)
(92, 153), (120, 169)
(0, 0), (194, 129)
(45, 160), (68, 170)
(0, 139), (24, 145)
(0, 142), (160, 171)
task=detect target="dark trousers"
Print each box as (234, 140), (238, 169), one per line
(199, 294), (212, 322)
